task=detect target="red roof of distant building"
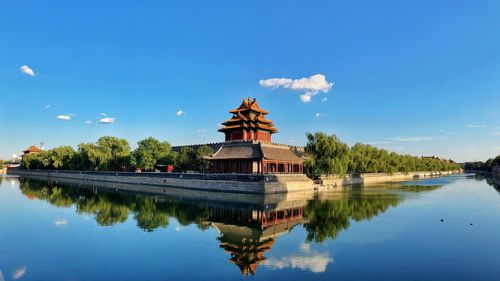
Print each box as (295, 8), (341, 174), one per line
(23, 145), (43, 154)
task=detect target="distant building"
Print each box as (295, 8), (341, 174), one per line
(205, 98), (304, 174)
(422, 156), (455, 163)
(22, 146), (43, 155)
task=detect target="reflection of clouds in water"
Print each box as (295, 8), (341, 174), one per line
(0, 269), (5, 281)
(264, 253), (332, 273)
(264, 243), (333, 273)
(12, 267), (27, 279)
(299, 242), (311, 254)
(54, 219), (68, 226)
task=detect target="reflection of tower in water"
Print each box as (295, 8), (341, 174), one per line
(210, 205), (305, 276)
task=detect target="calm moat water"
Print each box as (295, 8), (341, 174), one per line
(1, 174), (499, 281)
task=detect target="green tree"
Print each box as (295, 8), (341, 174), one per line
(176, 147), (196, 172)
(96, 136), (131, 171)
(21, 151), (50, 170)
(47, 146), (76, 169)
(76, 143), (107, 171)
(304, 132), (350, 176)
(194, 145), (214, 172)
(132, 137), (174, 171)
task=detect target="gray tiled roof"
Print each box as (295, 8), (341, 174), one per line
(209, 142), (263, 159)
(208, 141), (303, 162)
(260, 145), (303, 162)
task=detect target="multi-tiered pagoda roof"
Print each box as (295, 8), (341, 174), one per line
(219, 98), (277, 142)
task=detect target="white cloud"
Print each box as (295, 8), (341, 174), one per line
(12, 267), (27, 280)
(300, 94), (312, 103)
(287, 74), (333, 92)
(366, 140), (394, 145)
(259, 74), (333, 103)
(45, 104), (51, 109)
(12, 154), (22, 160)
(388, 136), (444, 142)
(263, 253), (332, 273)
(321, 97), (328, 102)
(19, 65), (35, 76)
(56, 115), (72, 121)
(315, 113), (323, 118)
(492, 131), (500, 136)
(176, 110), (185, 116)
(438, 129), (454, 135)
(466, 124), (486, 128)
(84, 120), (92, 124)
(99, 117), (115, 124)
(54, 219), (67, 226)
(259, 78), (292, 88)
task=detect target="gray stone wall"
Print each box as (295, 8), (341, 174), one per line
(10, 170), (315, 194)
(318, 170), (461, 189)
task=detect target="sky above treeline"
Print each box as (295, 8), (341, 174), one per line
(1, 0), (499, 162)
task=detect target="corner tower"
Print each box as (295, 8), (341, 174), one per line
(218, 98), (277, 142)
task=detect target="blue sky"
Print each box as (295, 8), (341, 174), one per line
(1, 0), (499, 162)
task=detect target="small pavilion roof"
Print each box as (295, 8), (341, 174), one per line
(229, 97), (269, 115)
(23, 145), (43, 154)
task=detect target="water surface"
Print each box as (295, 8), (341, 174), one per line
(1, 174), (499, 280)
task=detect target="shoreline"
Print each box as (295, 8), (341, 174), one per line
(8, 168), (462, 195)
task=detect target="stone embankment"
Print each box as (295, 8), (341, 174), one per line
(318, 170), (462, 189)
(9, 169), (315, 194)
(9, 168), (463, 195)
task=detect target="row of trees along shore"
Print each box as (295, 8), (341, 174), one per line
(21, 136), (213, 172)
(463, 156), (500, 173)
(304, 132), (461, 176)
(20, 132), (461, 175)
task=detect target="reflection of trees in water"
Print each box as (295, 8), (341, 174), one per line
(19, 178), (447, 276)
(485, 177), (500, 195)
(392, 184), (442, 193)
(303, 193), (402, 242)
(19, 179), (210, 232)
(19, 179), (444, 242)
